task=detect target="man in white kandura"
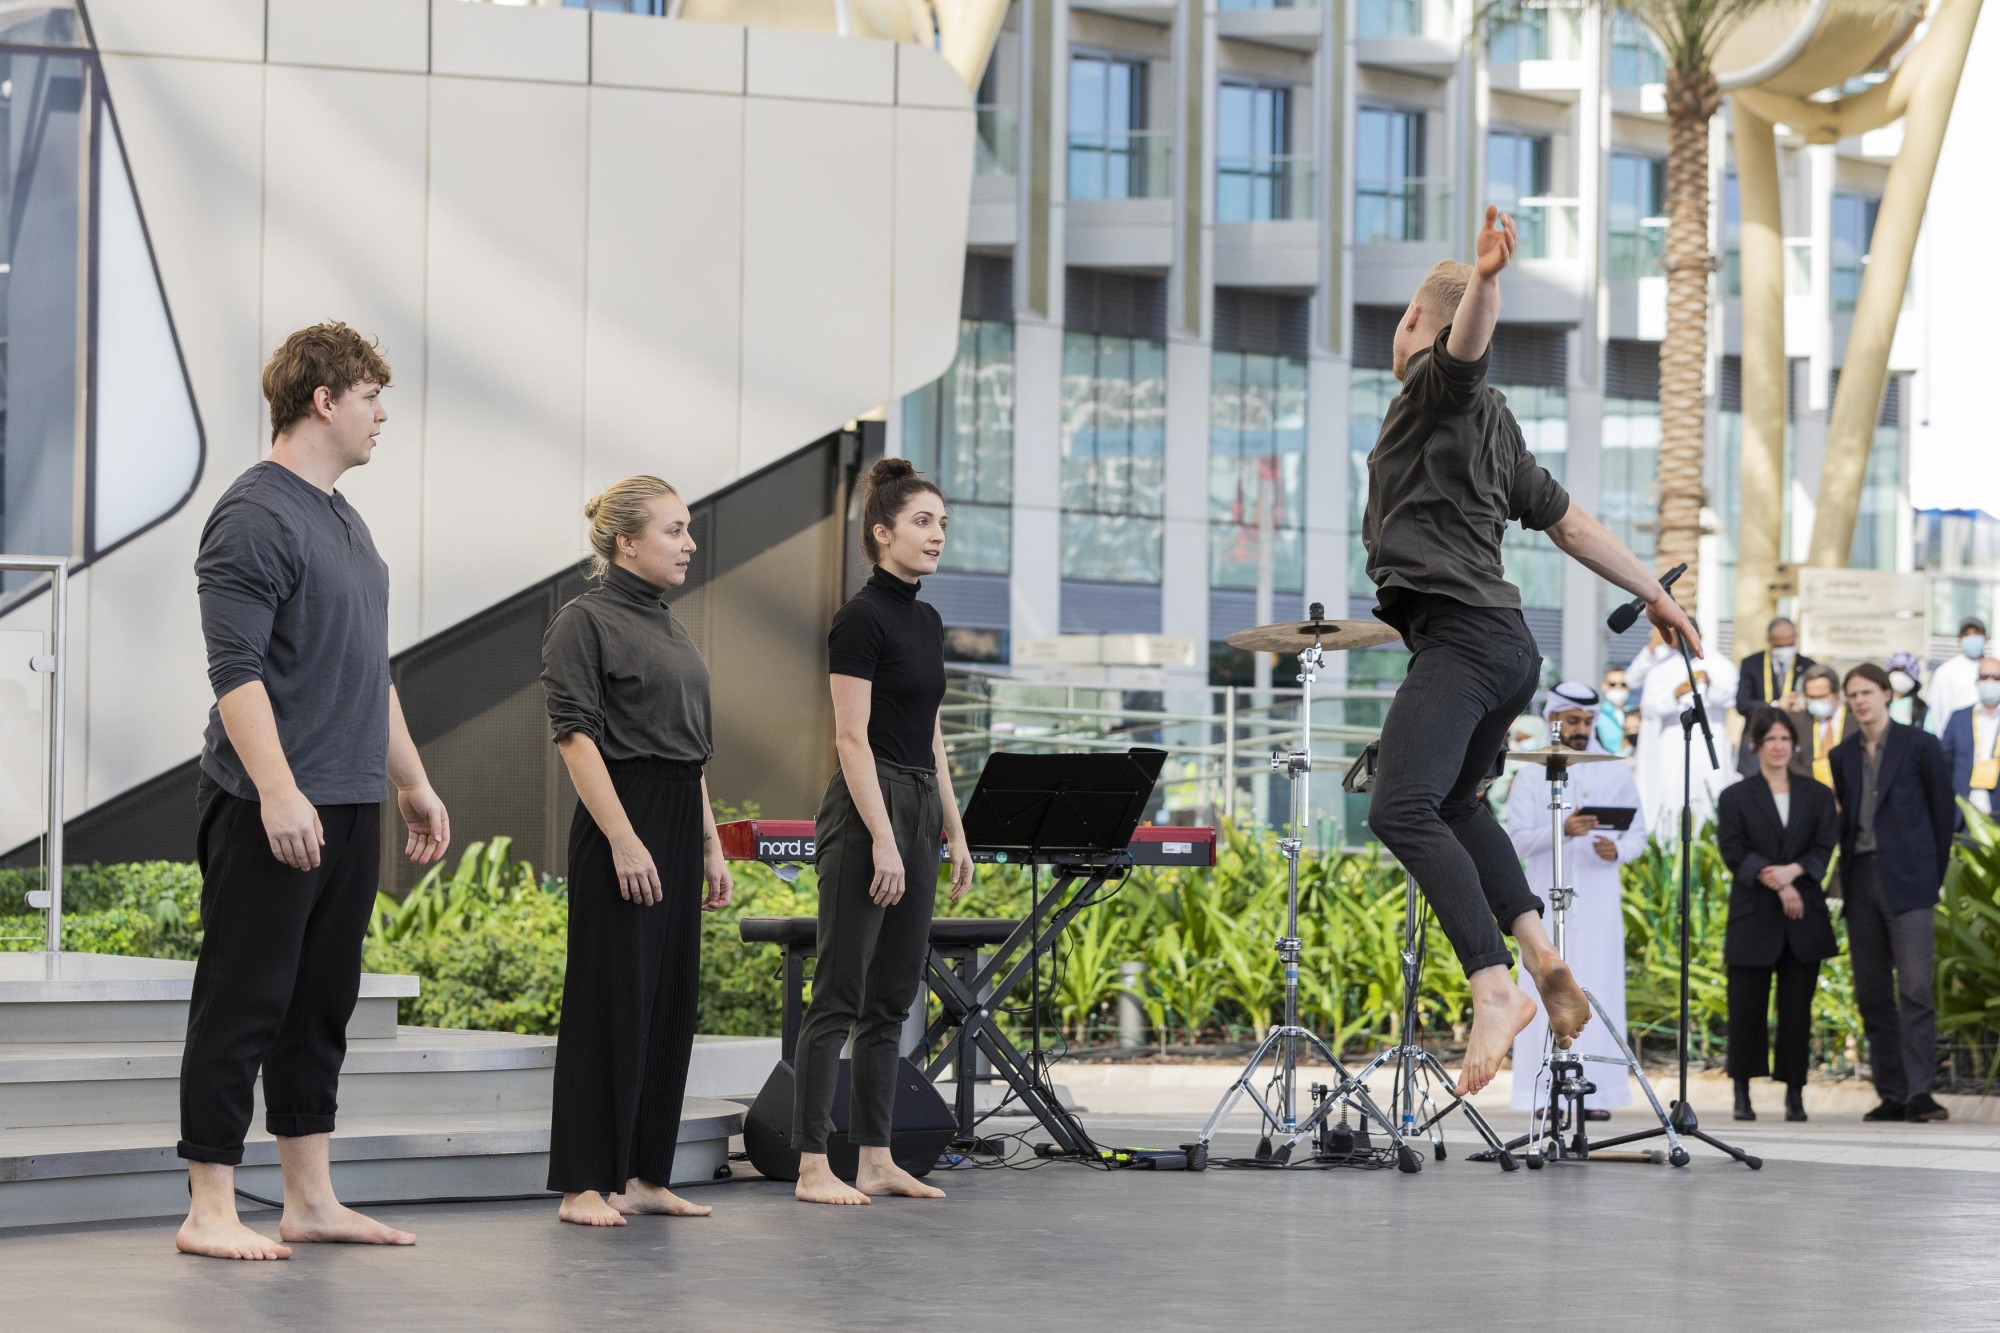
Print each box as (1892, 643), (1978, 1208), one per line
(1506, 683), (1647, 1118)
(1636, 650), (1738, 836)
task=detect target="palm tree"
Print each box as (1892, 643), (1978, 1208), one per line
(1491, 2), (1781, 621)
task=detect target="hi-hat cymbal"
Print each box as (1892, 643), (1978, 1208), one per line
(1506, 746), (1625, 766)
(1226, 617), (1401, 654)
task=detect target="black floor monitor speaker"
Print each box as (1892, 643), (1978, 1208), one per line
(743, 1057), (956, 1183)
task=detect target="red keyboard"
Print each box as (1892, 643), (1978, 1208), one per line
(716, 819), (1216, 868)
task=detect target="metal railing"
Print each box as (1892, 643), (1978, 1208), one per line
(1216, 155), (1317, 222)
(1487, 3), (1585, 62)
(1355, 177), (1453, 245)
(937, 672), (1396, 846)
(1511, 196), (1581, 260)
(1, 556), (70, 956)
(1068, 129), (1173, 201)
(1607, 217), (1667, 279)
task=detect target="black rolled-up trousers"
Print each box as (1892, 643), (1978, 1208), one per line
(1726, 944), (1821, 1085)
(178, 778), (380, 1164)
(791, 760), (942, 1156)
(1367, 595), (1546, 975)
(546, 758), (705, 1194)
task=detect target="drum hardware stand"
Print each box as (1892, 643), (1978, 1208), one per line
(1190, 607), (1418, 1173)
(1473, 748), (1684, 1169)
(1590, 619), (1762, 1170)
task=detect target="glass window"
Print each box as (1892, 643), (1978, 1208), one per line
(1209, 351), (1307, 591)
(1610, 11), (1665, 87)
(1607, 152), (1666, 280)
(902, 320), (1014, 575)
(1069, 52), (1150, 201)
(1355, 106), (1428, 244)
(1849, 418), (1900, 571)
(1487, 129), (1551, 258)
(1488, 6), (1548, 63)
(1494, 384), (1567, 607)
(1358, 0), (1424, 40)
(1061, 332), (1166, 582)
(1346, 367), (1412, 691)
(1720, 173), (1741, 298)
(1831, 192), (1878, 315)
(1216, 82), (1293, 223)
(1601, 396), (1660, 560)
(0, 28), (204, 606)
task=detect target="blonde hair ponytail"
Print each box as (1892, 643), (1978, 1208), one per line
(583, 475), (679, 579)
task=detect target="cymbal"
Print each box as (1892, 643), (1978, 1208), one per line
(1226, 617), (1401, 654)
(1505, 746), (1625, 766)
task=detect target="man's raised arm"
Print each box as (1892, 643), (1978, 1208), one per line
(1446, 205), (1516, 364)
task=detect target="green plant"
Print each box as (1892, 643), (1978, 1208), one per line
(1939, 802), (2000, 1084)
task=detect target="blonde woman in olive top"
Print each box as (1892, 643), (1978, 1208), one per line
(793, 458), (975, 1207)
(541, 476), (734, 1227)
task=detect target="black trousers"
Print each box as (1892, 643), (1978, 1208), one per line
(1726, 945), (1821, 1085)
(178, 780), (381, 1164)
(1368, 597), (1545, 974)
(546, 759), (705, 1194)
(791, 760), (942, 1155)
(1844, 853), (1937, 1102)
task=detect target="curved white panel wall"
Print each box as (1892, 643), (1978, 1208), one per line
(1, 0), (971, 827)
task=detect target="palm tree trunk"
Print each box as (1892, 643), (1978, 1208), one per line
(1656, 67), (1720, 618)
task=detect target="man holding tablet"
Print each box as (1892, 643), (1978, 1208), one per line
(1503, 682), (1648, 1117)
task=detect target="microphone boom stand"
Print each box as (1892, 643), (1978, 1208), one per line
(1592, 605), (1761, 1170)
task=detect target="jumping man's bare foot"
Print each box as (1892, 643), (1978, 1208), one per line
(609, 1178), (712, 1217)
(1521, 950), (1591, 1047)
(854, 1161), (946, 1200)
(558, 1191), (627, 1227)
(279, 1198), (416, 1245)
(795, 1152), (870, 1206)
(175, 1212), (292, 1261)
(1459, 966), (1539, 1095)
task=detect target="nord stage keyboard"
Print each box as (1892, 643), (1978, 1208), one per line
(715, 819), (1216, 868)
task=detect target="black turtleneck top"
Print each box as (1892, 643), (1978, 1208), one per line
(541, 563), (713, 764)
(828, 566), (947, 770)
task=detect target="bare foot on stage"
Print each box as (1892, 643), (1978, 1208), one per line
(795, 1154), (871, 1206)
(279, 1199), (416, 1246)
(559, 1191), (628, 1227)
(1529, 958), (1592, 1048)
(175, 1212), (292, 1260)
(855, 1162), (946, 1200)
(1459, 975), (1538, 1095)
(609, 1179), (712, 1217)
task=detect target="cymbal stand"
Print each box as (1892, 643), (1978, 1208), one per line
(1192, 625), (1417, 1172)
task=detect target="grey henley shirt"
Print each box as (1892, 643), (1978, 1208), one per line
(196, 461), (391, 806)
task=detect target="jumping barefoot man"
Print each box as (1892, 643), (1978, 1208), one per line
(1361, 207), (1703, 1095)
(175, 324), (451, 1259)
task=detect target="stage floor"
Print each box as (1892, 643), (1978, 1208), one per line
(5, 1112), (1999, 1331)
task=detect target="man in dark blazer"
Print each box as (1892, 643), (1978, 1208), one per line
(1735, 617), (1814, 777)
(1937, 655), (2000, 828)
(1831, 663), (1956, 1123)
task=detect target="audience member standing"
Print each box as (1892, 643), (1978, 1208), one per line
(1596, 666), (1632, 755)
(1926, 617), (1988, 736)
(1636, 651), (1737, 836)
(1796, 665), (1852, 787)
(1733, 617), (1812, 777)
(1717, 708), (1838, 1124)
(1626, 627), (1676, 699)
(1885, 651), (1929, 731)
(1832, 665), (1955, 1124)
(1939, 656), (2000, 823)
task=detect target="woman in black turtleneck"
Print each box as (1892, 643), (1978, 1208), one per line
(540, 476), (735, 1228)
(791, 459), (974, 1206)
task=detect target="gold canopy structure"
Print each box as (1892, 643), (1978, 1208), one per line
(1717, 0), (1984, 655)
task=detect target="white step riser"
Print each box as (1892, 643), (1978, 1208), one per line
(0, 1135), (731, 1230)
(0, 997), (401, 1043)
(0, 1066), (556, 1129)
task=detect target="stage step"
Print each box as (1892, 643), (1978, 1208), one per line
(0, 1100), (746, 1230)
(0, 952), (411, 1042)
(0, 1027), (558, 1129)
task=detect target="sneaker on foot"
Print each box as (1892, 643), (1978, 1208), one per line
(1906, 1094), (1950, 1123)
(1863, 1099), (1907, 1122)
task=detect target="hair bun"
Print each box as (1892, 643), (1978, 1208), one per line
(582, 496), (602, 520)
(866, 457), (918, 488)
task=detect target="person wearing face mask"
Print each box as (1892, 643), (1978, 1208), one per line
(1884, 652), (1929, 731)
(1596, 667), (1633, 754)
(1939, 656), (2000, 826)
(1734, 617), (1814, 778)
(1492, 712), (1549, 820)
(1625, 626), (1677, 699)
(1794, 665), (1854, 786)
(1925, 617), (1988, 737)
(1505, 683), (1648, 1119)
(1636, 649), (1738, 837)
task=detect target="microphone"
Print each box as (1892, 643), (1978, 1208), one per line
(1606, 563), (1687, 635)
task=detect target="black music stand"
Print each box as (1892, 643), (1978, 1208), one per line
(923, 749), (1165, 1156)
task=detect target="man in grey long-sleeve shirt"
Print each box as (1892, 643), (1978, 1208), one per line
(176, 323), (452, 1262)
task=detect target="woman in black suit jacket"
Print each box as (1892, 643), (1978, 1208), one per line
(1716, 706), (1839, 1123)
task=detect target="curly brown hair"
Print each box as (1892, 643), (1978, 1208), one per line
(261, 322), (392, 442)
